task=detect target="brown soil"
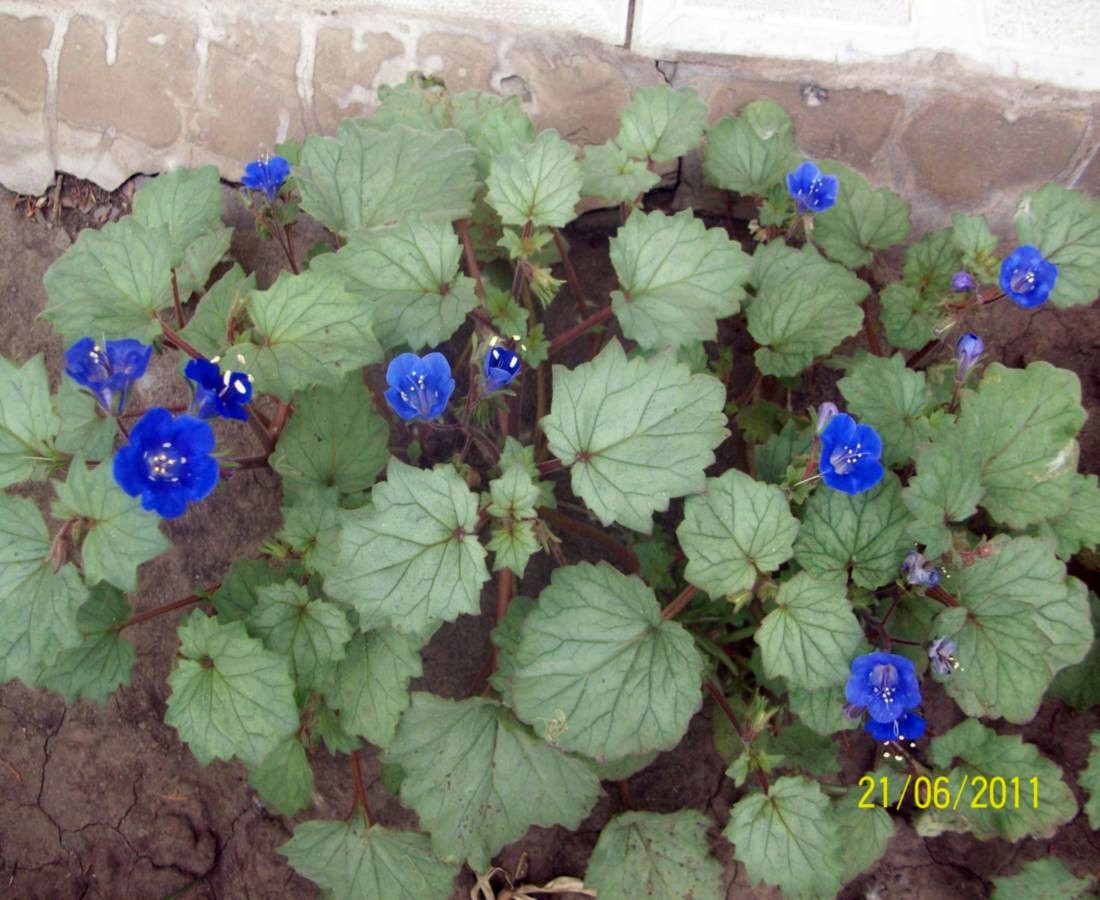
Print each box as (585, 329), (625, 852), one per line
(1, 179), (1098, 899)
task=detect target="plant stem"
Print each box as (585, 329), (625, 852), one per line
(491, 568), (514, 674)
(704, 679), (769, 794)
(551, 227), (590, 320)
(283, 223), (300, 274)
(455, 219), (485, 303)
(160, 322), (203, 360)
(800, 435), (820, 481)
(115, 417), (130, 442)
(269, 402), (292, 441)
(905, 339), (939, 369)
(863, 307), (885, 357)
(734, 370), (762, 409)
(538, 506), (640, 574)
(928, 584), (961, 608)
(661, 585), (699, 620)
(230, 453), (272, 471)
(349, 750), (373, 825)
(536, 457), (563, 476)
(548, 305), (613, 356)
(116, 590), (212, 632)
(246, 413), (276, 455)
(616, 780), (635, 810)
(170, 269), (185, 328)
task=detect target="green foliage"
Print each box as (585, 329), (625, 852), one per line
(879, 282), (937, 348)
(248, 734), (314, 817)
(1015, 183), (1100, 307)
(992, 859), (1095, 900)
(485, 129), (582, 228)
(580, 142), (661, 203)
(703, 100), (798, 196)
(813, 160), (911, 268)
(838, 353), (933, 466)
(902, 437), (984, 557)
(615, 85), (708, 165)
(1082, 732), (1100, 830)
(0, 355), (61, 488)
(541, 339), (728, 532)
(178, 263), (254, 358)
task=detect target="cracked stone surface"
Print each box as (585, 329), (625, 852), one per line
(1, 184), (1099, 898)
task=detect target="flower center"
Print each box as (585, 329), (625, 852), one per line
(145, 442), (187, 483)
(829, 442), (869, 475)
(1009, 267), (1036, 294)
(218, 370), (249, 401)
(869, 663), (899, 705)
(399, 371), (435, 416)
(87, 344), (111, 380)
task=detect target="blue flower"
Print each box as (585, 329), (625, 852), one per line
(902, 550), (941, 588)
(384, 352), (455, 421)
(955, 332), (983, 380)
(113, 408), (219, 519)
(184, 358), (252, 421)
(999, 245), (1057, 308)
(241, 156), (290, 202)
(951, 271), (976, 293)
(928, 637), (958, 676)
(865, 711), (926, 743)
(484, 346), (521, 392)
(846, 652), (922, 724)
(786, 161), (839, 214)
(64, 337), (152, 414)
(818, 413), (884, 495)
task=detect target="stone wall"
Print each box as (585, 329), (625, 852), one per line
(1, 1), (1098, 231)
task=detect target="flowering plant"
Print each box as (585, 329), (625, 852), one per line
(3, 77), (1099, 898)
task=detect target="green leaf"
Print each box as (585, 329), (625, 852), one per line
(247, 733), (314, 817)
(178, 264), (254, 359)
(902, 438), (985, 558)
(756, 573), (863, 691)
(747, 278), (864, 377)
(541, 339), (728, 532)
(757, 420), (813, 485)
(813, 160), (911, 269)
(838, 354), (933, 466)
(173, 226), (233, 301)
(488, 594), (535, 707)
(448, 91), (537, 179)
(132, 166), (225, 265)
(246, 580), (352, 693)
(958, 361), (1085, 529)
(633, 535), (677, 594)
(385, 693), (601, 870)
(833, 789), (894, 886)
(934, 536), (1090, 723)
(879, 282), (937, 349)
(311, 220), (478, 351)
(277, 485), (341, 577)
(677, 470), (798, 597)
(1032, 473), (1100, 559)
(794, 473), (912, 589)
(211, 558), (292, 621)
(280, 817), (459, 900)
(37, 583), (134, 704)
(1014, 183), (1100, 308)
(610, 209), (749, 349)
(52, 459), (171, 592)
(230, 270), (382, 401)
(1049, 594), (1100, 710)
(749, 240), (869, 310)
(0, 355), (61, 488)
(1082, 732), (1100, 830)
(952, 213), (999, 283)
(297, 122), (477, 236)
(487, 517), (540, 577)
(271, 375), (389, 495)
(703, 101), (798, 196)
(723, 776), (842, 897)
(580, 142), (661, 203)
(992, 858), (1095, 900)
(165, 611), (299, 766)
(485, 129), (582, 228)
(511, 562), (703, 762)
(52, 379), (116, 462)
(902, 227), (962, 297)
(616, 85), (708, 165)
(922, 719), (1077, 841)
(325, 459), (489, 637)
(585, 810), (722, 900)
(0, 493), (87, 683)
(43, 216), (173, 343)
(787, 684), (858, 735)
(324, 628), (421, 750)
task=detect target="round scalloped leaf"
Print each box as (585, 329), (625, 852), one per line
(247, 733), (314, 817)
(511, 562), (703, 762)
(1082, 732), (1100, 831)
(0, 355), (61, 488)
(902, 437), (985, 558)
(833, 789), (894, 887)
(812, 160), (911, 269)
(541, 339), (728, 533)
(703, 100), (798, 196)
(610, 209), (749, 350)
(837, 354), (933, 467)
(486, 129), (582, 228)
(385, 693), (601, 870)
(280, 816), (459, 900)
(992, 858), (1095, 900)
(165, 611), (299, 767)
(677, 469), (798, 597)
(585, 810), (722, 900)
(1014, 183), (1100, 308)
(616, 84), (708, 165)
(324, 459), (489, 638)
(581, 142), (661, 203)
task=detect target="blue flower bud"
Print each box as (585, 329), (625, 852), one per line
(241, 156), (290, 203)
(815, 402), (839, 435)
(955, 332), (983, 380)
(951, 271), (976, 293)
(928, 637), (959, 676)
(184, 358), (252, 421)
(786, 160), (839, 214)
(64, 337), (153, 415)
(384, 352), (455, 421)
(818, 413), (884, 495)
(483, 346), (522, 393)
(902, 550), (940, 588)
(999, 245), (1058, 308)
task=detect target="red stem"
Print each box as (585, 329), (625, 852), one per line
(551, 227), (590, 319)
(349, 750), (373, 825)
(661, 585), (699, 620)
(455, 219), (485, 303)
(160, 322), (203, 360)
(928, 585), (961, 608)
(283, 223), (300, 275)
(704, 679), (769, 794)
(269, 402), (292, 441)
(171, 269), (185, 328)
(905, 339), (939, 369)
(116, 589), (213, 632)
(548, 306), (613, 356)
(538, 506), (640, 574)
(536, 457), (563, 476)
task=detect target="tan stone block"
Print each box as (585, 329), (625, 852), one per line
(194, 20), (302, 162)
(313, 27), (404, 133)
(703, 79), (902, 168)
(1073, 143), (1100, 198)
(901, 98), (1085, 205)
(58, 14), (196, 148)
(504, 42), (662, 146)
(0, 15), (52, 111)
(418, 32), (496, 94)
